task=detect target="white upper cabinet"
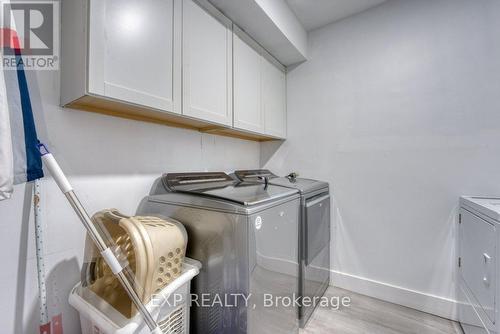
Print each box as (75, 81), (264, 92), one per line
(262, 58), (286, 138)
(233, 30), (287, 138)
(233, 33), (264, 133)
(182, 0), (233, 126)
(87, 0), (181, 113)
(61, 0), (286, 140)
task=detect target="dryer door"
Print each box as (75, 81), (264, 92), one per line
(305, 194), (330, 265)
(300, 193), (331, 327)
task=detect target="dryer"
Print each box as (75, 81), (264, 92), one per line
(137, 172), (300, 334)
(234, 170), (331, 328)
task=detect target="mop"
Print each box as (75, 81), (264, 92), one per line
(37, 143), (163, 334)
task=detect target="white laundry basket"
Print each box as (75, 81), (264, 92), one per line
(69, 258), (200, 334)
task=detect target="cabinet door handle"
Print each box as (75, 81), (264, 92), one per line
(483, 253), (492, 287)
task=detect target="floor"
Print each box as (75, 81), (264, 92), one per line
(300, 287), (463, 334)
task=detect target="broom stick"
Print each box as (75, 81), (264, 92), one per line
(37, 143), (162, 334)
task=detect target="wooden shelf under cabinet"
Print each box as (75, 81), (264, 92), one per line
(65, 95), (283, 142)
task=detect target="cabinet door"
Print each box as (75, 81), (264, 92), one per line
(262, 58), (286, 138)
(459, 209), (496, 324)
(182, 0), (232, 126)
(88, 0), (181, 113)
(233, 33), (265, 133)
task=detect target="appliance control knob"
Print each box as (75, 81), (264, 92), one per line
(287, 172), (299, 182)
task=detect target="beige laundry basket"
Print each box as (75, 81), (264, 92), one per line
(82, 209), (188, 319)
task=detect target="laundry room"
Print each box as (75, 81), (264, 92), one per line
(1, 0), (499, 333)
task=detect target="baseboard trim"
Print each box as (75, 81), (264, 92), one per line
(331, 270), (458, 321)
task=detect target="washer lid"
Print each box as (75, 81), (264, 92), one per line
(164, 172), (234, 192)
(461, 196), (500, 222)
(163, 172), (298, 206)
(234, 169), (277, 181)
(191, 182), (298, 206)
(234, 169), (329, 194)
(268, 177), (329, 194)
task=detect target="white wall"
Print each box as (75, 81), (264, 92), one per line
(263, 0), (500, 320)
(0, 68), (260, 333)
(4, 0), (500, 331)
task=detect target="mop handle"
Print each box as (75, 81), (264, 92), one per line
(37, 144), (162, 334)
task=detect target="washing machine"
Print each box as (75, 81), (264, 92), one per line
(234, 170), (331, 328)
(137, 172), (300, 334)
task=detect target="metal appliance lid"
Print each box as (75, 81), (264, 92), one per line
(461, 196), (500, 222)
(234, 169), (329, 194)
(269, 177), (329, 194)
(234, 169), (277, 181)
(163, 172), (298, 206)
(163, 172), (234, 192)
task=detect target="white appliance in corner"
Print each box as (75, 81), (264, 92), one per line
(458, 197), (499, 334)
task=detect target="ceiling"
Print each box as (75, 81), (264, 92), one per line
(286, 0), (388, 32)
